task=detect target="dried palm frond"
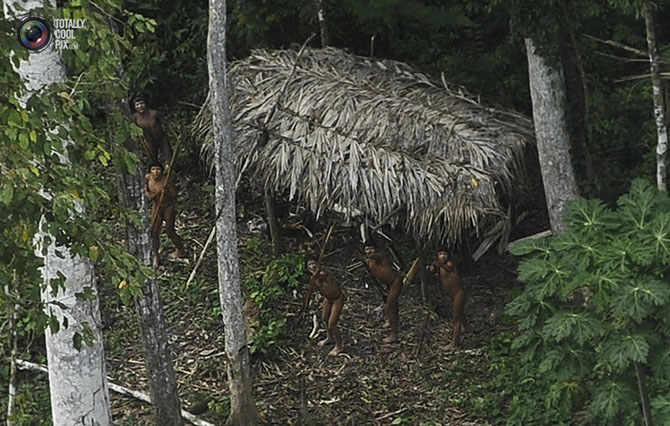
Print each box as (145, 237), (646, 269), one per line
(194, 47), (536, 245)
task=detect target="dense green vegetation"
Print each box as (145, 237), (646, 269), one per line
(2, 0), (670, 424)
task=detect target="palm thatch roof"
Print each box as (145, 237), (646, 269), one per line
(194, 47), (536, 245)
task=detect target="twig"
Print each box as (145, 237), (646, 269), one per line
(584, 33), (670, 63)
(177, 101), (203, 109)
(185, 225), (216, 288)
(15, 359), (216, 426)
(375, 407), (408, 421)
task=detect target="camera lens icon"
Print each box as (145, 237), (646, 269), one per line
(17, 17), (51, 51)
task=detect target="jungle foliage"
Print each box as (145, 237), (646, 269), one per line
(505, 180), (670, 425)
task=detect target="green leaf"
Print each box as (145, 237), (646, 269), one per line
(18, 133), (29, 150)
(73, 332), (83, 351)
(591, 381), (628, 420)
(602, 334), (649, 370)
(564, 198), (617, 237)
(651, 396), (670, 423)
(0, 184), (14, 205)
(48, 315), (60, 334)
(617, 179), (659, 231)
(541, 311), (601, 345)
(8, 111), (21, 127)
(5, 127), (17, 141)
(611, 280), (668, 322)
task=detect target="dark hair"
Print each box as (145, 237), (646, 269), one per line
(133, 96), (145, 104)
(437, 248), (451, 257)
(149, 162), (163, 170)
(363, 240), (376, 248)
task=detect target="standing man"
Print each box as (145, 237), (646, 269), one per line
(133, 96), (173, 166)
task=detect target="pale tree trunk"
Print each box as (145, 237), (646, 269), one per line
(4, 1), (112, 425)
(525, 38), (579, 234)
(108, 93), (183, 424)
(208, 0), (260, 424)
(644, 4), (668, 192)
(314, 0), (330, 47)
(5, 279), (19, 426)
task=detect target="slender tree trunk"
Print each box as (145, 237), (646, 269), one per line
(525, 38), (579, 234)
(110, 98), (183, 425)
(644, 3), (668, 192)
(4, 2), (112, 425)
(5, 278), (19, 426)
(314, 0), (330, 47)
(264, 189), (282, 257)
(208, 0), (260, 424)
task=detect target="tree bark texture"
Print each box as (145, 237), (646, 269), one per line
(644, 4), (668, 192)
(5, 1), (112, 425)
(208, 0), (260, 424)
(264, 189), (283, 257)
(314, 0), (330, 47)
(5, 282), (19, 426)
(525, 38), (579, 234)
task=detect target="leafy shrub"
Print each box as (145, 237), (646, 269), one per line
(245, 253), (305, 356)
(506, 179), (670, 425)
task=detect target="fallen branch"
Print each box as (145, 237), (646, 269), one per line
(185, 225), (216, 288)
(506, 229), (552, 250)
(375, 407), (408, 421)
(15, 359), (216, 426)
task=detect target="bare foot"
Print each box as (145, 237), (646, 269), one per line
(440, 343), (458, 352)
(328, 346), (343, 356)
(382, 334), (398, 344)
(169, 249), (187, 260)
(318, 337), (332, 347)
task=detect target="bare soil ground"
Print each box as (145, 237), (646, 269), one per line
(101, 171), (533, 426)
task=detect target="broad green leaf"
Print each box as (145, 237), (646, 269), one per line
(541, 311), (600, 345)
(591, 381), (628, 420)
(602, 334), (649, 370)
(611, 280), (668, 322)
(0, 184), (14, 205)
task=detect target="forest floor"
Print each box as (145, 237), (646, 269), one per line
(99, 164), (539, 426)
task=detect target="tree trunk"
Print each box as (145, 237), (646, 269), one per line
(314, 0), (330, 47)
(208, 0), (260, 425)
(525, 38), (579, 234)
(38, 232), (113, 426)
(5, 279), (19, 426)
(644, 3), (668, 192)
(111, 100), (183, 425)
(264, 189), (283, 257)
(4, 2), (112, 425)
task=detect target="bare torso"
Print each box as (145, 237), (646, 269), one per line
(368, 253), (400, 287)
(145, 173), (176, 207)
(134, 110), (164, 142)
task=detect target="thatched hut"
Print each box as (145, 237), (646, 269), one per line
(195, 47), (536, 248)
